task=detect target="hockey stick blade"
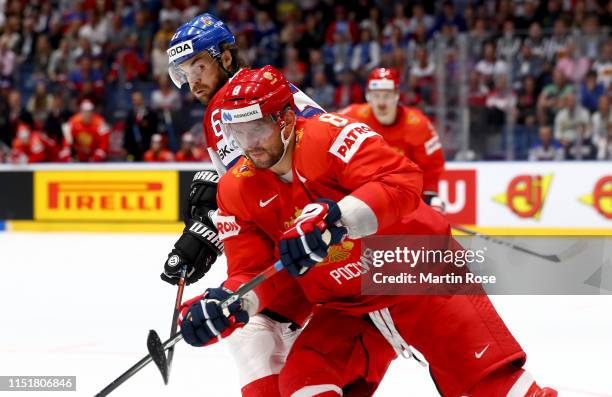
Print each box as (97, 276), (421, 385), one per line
(147, 330), (169, 385)
(452, 225), (561, 263)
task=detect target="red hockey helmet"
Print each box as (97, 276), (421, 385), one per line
(367, 68), (400, 91)
(220, 65), (294, 124)
(220, 66), (295, 154)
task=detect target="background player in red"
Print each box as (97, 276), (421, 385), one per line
(340, 68), (446, 211)
(143, 133), (175, 162)
(160, 13), (324, 397)
(175, 132), (208, 162)
(180, 66), (557, 397)
(57, 99), (109, 162)
(9, 123), (57, 163)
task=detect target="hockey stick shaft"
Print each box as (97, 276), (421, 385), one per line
(166, 265), (187, 378)
(452, 224), (560, 263)
(95, 353), (155, 396)
(95, 260), (284, 396)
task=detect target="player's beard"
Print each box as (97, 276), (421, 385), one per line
(191, 73), (228, 105)
(244, 140), (284, 169)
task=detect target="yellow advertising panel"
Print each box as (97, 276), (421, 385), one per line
(34, 171), (179, 221)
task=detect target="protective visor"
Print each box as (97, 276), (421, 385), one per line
(168, 53), (215, 89)
(168, 63), (188, 88)
(221, 116), (279, 150)
(368, 78), (396, 90)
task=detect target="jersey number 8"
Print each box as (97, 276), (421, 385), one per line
(319, 113), (349, 127)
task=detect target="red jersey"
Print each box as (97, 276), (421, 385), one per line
(175, 147), (208, 162)
(339, 103), (445, 196)
(10, 129), (57, 163)
(214, 113), (450, 317)
(143, 149), (175, 162)
(59, 113), (110, 162)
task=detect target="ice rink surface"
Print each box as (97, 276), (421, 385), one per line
(0, 232), (611, 397)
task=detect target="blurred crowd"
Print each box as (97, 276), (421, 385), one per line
(0, 0), (610, 163)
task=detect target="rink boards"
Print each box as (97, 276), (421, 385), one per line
(0, 162), (610, 235)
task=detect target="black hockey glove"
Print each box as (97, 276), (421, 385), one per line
(161, 218), (224, 285)
(162, 170), (223, 286)
(186, 170), (220, 223)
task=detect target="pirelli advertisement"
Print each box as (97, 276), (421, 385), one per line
(33, 171), (179, 222)
(0, 163), (609, 232)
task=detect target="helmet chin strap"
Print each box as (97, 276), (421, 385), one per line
(270, 121), (294, 169)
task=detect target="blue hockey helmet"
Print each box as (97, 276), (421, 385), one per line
(167, 13), (236, 88)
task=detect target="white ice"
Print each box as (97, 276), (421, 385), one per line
(0, 232), (611, 397)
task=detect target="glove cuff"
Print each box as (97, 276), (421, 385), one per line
(185, 220), (224, 255)
(192, 170), (220, 185)
(186, 170), (220, 223)
(422, 191), (438, 205)
(316, 198), (342, 225)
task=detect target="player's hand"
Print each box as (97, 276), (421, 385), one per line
(186, 170), (219, 222)
(179, 287), (249, 347)
(161, 219), (223, 285)
(92, 148), (106, 162)
(423, 192), (446, 214)
(279, 199), (347, 276)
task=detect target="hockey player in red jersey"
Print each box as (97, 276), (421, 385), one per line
(9, 123), (57, 163)
(161, 13), (324, 396)
(58, 100), (110, 162)
(143, 133), (175, 162)
(340, 68), (446, 210)
(175, 132), (208, 162)
(179, 66), (558, 397)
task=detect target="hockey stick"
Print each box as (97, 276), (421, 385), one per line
(146, 265), (187, 385)
(452, 224), (562, 263)
(95, 260), (285, 397)
(165, 265), (188, 381)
